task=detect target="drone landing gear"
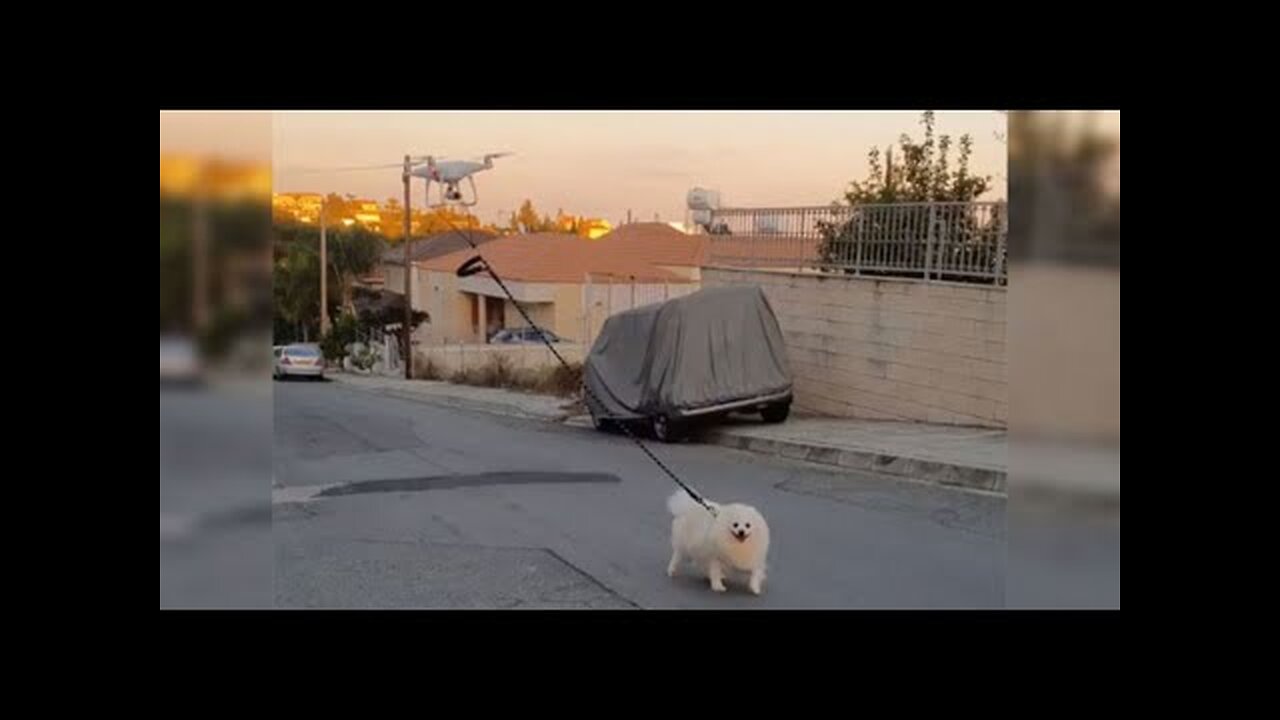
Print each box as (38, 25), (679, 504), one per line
(426, 176), (479, 209)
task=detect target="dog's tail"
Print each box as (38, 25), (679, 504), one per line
(667, 490), (708, 517)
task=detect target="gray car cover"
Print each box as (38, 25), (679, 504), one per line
(583, 285), (792, 420)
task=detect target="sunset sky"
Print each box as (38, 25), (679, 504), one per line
(162, 111), (1008, 224)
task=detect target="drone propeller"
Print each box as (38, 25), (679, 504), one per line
(286, 155), (446, 175)
(287, 162), (403, 175)
(280, 152), (509, 177)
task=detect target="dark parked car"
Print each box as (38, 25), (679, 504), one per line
(489, 327), (563, 345)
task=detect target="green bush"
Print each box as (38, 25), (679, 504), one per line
(320, 313), (359, 360)
(198, 307), (248, 360)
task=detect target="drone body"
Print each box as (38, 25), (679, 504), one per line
(294, 151), (512, 208)
(408, 153), (511, 206)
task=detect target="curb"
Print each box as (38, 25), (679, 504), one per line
(564, 415), (1003, 494)
(331, 375), (1006, 495)
(702, 430), (1006, 494)
(328, 374), (572, 423)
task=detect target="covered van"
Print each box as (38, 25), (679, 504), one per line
(583, 285), (793, 441)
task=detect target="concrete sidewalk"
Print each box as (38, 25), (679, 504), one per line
(327, 371), (1006, 494)
(326, 372), (576, 421)
(706, 417), (1005, 493)
(559, 413), (1006, 493)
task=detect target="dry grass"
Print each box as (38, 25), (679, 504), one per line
(450, 353), (517, 388)
(412, 355), (445, 381)
(531, 363), (584, 396)
(443, 354), (583, 398)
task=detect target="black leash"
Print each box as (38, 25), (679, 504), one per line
(431, 217), (716, 516)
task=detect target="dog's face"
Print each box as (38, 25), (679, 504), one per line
(719, 504), (767, 544)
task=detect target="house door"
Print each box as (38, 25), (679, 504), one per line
(485, 296), (505, 339)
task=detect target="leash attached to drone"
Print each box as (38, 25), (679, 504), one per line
(441, 222), (716, 517)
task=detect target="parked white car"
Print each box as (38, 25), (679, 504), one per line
(160, 335), (203, 385)
(273, 343), (326, 380)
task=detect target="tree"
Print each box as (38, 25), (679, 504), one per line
(554, 208), (580, 235)
(509, 199), (561, 233)
(352, 286), (429, 332)
(320, 311), (360, 360)
(320, 193), (350, 226)
(516, 199), (541, 233)
(817, 111), (999, 278)
(272, 221), (385, 342)
(839, 111), (991, 205)
(327, 225), (385, 315)
(379, 197), (405, 240)
(160, 198), (193, 332)
(351, 286), (430, 361)
(1007, 111), (1118, 265)
(274, 238), (321, 342)
(163, 196), (270, 340)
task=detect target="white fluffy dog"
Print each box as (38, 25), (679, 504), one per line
(666, 490), (771, 595)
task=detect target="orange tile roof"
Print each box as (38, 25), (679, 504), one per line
(596, 222), (708, 267)
(415, 229), (706, 284)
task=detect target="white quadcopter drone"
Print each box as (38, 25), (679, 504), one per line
(313, 152), (513, 208)
(408, 153), (512, 207)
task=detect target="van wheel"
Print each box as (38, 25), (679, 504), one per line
(652, 414), (684, 443)
(592, 414), (619, 433)
(761, 402), (790, 423)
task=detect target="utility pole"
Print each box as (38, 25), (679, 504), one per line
(192, 193), (208, 336)
(403, 155), (413, 379)
(319, 195), (330, 336)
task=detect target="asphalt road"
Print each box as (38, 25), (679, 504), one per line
(160, 381), (274, 608)
(271, 379), (1005, 609)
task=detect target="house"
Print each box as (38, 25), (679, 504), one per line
(352, 199), (383, 229)
(375, 229), (499, 290)
(403, 228), (708, 347)
(381, 229), (500, 264)
(594, 222), (708, 281)
(270, 192), (324, 224)
(581, 219), (613, 239)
